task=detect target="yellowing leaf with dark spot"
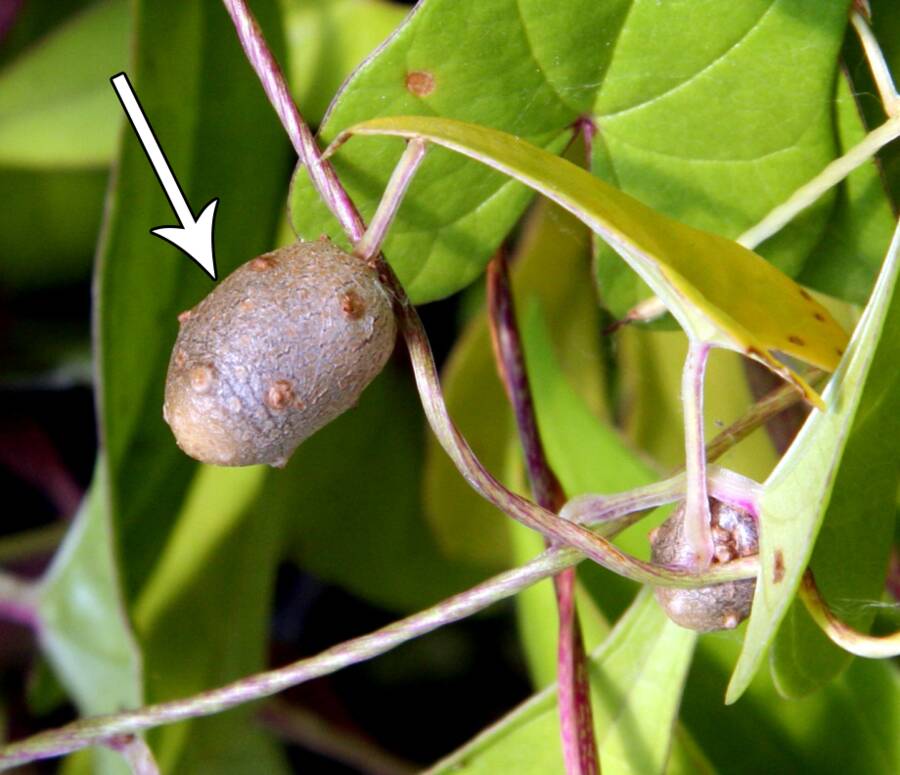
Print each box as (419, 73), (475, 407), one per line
(333, 116), (848, 405)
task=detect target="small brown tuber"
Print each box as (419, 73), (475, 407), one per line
(650, 498), (758, 632)
(164, 238), (396, 467)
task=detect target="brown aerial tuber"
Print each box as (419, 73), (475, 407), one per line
(650, 498), (758, 632)
(163, 238), (396, 467)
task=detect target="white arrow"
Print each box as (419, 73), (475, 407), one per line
(110, 72), (218, 279)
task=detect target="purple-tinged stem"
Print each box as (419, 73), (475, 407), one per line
(681, 340), (714, 569)
(221, 0), (366, 242)
(486, 255), (565, 511)
(0, 571), (40, 630)
(0, 422), (83, 519)
(354, 139), (427, 263)
(564, 467), (762, 528)
(0, 548), (583, 769)
(0, 4), (783, 770)
(487, 255), (599, 775)
(106, 735), (159, 775)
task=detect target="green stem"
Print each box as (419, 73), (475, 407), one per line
(737, 116), (900, 250)
(354, 139), (428, 263)
(851, 9), (900, 117)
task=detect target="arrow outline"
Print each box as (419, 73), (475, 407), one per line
(110, 71), (219, 280)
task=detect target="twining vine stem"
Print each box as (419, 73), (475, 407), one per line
(487, 253), (599, 775)
(0, 548), (581, 769)
(221, 0), (365, 242)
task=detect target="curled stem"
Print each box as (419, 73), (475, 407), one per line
(0, 488), (669, 771)
(799, 571), (900, 658)
(397, 300), (756, 588)
(487, 254), (599, 775)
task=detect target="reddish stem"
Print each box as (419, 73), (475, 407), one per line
(487, 254), (600, 775)
(220, 0), (365, 242)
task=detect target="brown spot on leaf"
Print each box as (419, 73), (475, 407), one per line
(799, 288), (813, 302)
(250, 255), (277, 272)
(836, 347), (845, 357)
(340, 290), (366, 319)
(266, 380), (294, 411)
(787, 335), (805, 346)
(405, 70), (436, 97)
(773, 550), (785, 583)
(813, 311), (826, 322)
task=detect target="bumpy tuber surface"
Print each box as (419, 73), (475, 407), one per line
(164, 238), (396, 467)
(651, 499), (758, 632)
